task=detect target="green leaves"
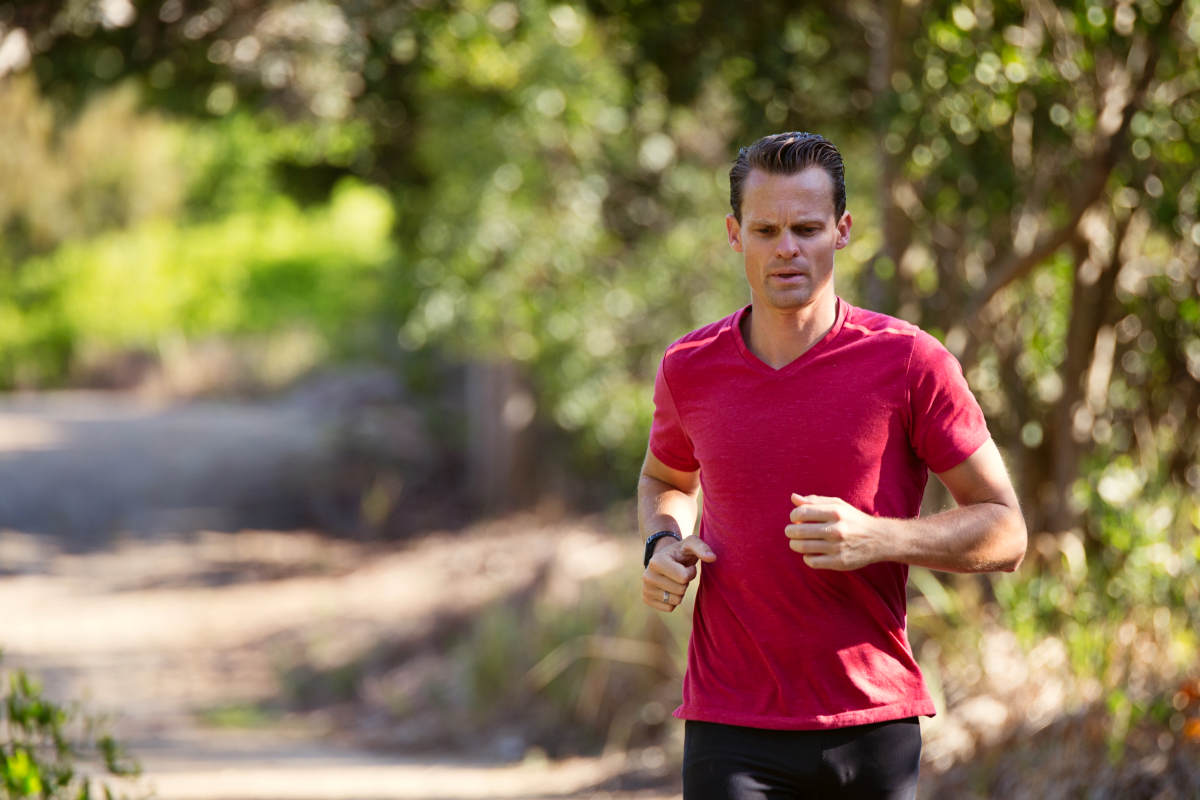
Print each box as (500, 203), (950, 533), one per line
(0, 658), (140, 799)
(1, 0), (1197, 527)
(0, 177), (394, 388)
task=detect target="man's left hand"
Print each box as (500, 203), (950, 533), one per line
(784, 493), (886, 571)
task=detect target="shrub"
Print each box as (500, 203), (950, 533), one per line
(0, 656), (140, 799)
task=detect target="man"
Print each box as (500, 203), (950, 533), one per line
(638, 132), (1027, 799)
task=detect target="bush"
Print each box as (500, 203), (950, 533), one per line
(0, 657), (140, 799)
(0, 178), (395, 389)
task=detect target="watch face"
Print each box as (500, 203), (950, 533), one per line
(644, 531), (679, 566)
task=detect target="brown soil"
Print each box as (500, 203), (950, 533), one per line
(0, 391), (679, 800)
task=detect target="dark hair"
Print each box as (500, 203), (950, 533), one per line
(729, 132), (846, 222)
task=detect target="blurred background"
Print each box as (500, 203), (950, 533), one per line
(0, 0), (1198, 797)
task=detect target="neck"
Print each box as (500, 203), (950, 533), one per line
(744, 292), (838, 369)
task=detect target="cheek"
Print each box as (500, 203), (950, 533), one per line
(811, 239), (837, 259)
(754, 239), (777, 258)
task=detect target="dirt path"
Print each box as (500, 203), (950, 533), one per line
(0, 391), (326, 546)
(0, 391), (679, 800)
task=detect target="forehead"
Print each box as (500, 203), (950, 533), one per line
(741, 167), (836, 220)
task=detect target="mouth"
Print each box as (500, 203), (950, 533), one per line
(769, 268), (808, 281)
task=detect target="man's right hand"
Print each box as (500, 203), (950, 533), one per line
(641, 535), (716, 612)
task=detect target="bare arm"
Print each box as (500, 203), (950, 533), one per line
(638, 449), (700, 542)
(638, 450), (714, 611)
(888, 438), (1027, 571)
(785, 438), (1027, 573)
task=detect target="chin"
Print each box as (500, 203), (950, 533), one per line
(762, 291), (816, 311)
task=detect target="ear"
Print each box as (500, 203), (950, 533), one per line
(834, 212), (852, 250)
(726, 214), (744, 253)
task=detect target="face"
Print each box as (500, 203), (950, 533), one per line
(725, 167), (851, 313)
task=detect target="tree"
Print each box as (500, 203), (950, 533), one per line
(2, 0), (1197, 530)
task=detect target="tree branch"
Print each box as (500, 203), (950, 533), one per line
(962, 0), (1184, 323)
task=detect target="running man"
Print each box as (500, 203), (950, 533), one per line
(639, 132), (1026, 799)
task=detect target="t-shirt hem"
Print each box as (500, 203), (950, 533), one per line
(650, 443), (699, 473)
(673, 700), (936, 731)
(926, 429), (990, 474)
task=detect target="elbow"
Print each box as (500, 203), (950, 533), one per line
(977, 502), (1026, 573)
(999, 511), (1028, 572)
(1000, 551), (1025, 573)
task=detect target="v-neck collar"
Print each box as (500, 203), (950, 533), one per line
(732, 297), (848, 375)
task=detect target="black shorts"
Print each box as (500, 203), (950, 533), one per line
(682, 717), (921, 800)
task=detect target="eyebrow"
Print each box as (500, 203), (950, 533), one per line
(747, 218), (825, 227)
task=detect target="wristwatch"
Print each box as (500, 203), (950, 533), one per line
(643, 530), (682, 567)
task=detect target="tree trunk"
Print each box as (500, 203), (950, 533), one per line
(465, 360), (538, 512)
(1045, 215), (1127, 532)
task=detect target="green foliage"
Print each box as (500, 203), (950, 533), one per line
(0, 76), (186, 260)
(2, 1), (1199, 771)
(9, 0), (1194, 504)
(0, 178), (394, 389)
(1011, 471), (1198, 639)
(0, 657), (140, 799)
(992, 476), (1200, 752)
(390, 1), (759, 479)
(197, 704), (281, 730)
(180, 112), (374, 220)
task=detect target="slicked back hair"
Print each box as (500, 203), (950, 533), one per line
(729, 132), (846, 223)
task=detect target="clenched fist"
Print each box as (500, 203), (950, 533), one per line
(784, 493), (886, 571)
(641, 535), (716, 611)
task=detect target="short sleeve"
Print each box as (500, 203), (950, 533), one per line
(907, 331), (990, 473)
(649, 355), (700, 472)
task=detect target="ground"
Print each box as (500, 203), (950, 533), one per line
(3, 391), (1196, 800)
(0, 391), (679, 800)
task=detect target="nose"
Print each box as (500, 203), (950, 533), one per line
(776, 229), (801, 259)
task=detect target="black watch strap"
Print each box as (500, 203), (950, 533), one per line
(644, 530), (682, 567)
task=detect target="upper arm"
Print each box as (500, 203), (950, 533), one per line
(934, 438), (1020, 511)
(641, 447), (700, 496)
(907, 330), (990, 474)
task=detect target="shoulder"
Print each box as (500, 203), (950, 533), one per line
(662, 309), (742, 365)
(838, 304), (923, 360)
(840, 303), (922, 341)
(837, 303), (961, 375)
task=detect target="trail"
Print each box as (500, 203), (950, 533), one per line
(0, 391), (678, 800)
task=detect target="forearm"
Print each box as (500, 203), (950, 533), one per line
(880, 501), (1026, 573)
(638, 474), (698, 539)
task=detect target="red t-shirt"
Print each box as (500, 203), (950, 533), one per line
(650, 298), (989, 730)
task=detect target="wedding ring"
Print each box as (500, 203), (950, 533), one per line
(662, 590), (671, 604)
